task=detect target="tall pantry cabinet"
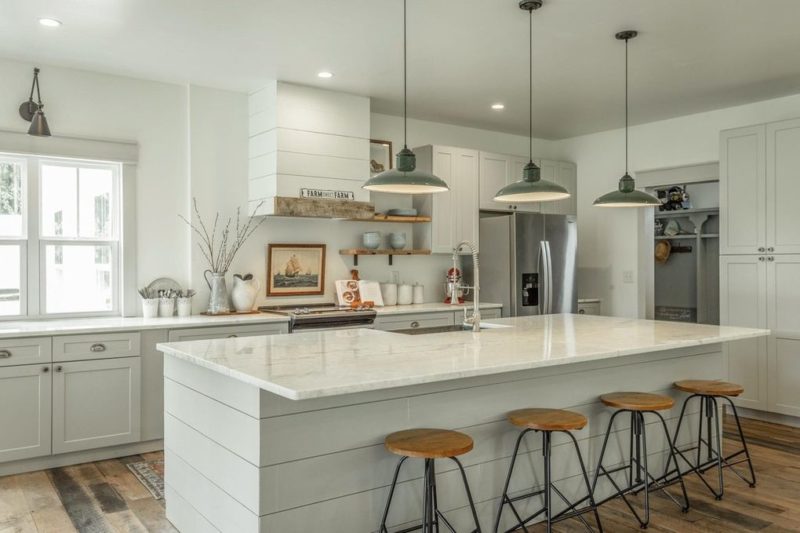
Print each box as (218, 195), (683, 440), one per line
(720, 119), (800, 417)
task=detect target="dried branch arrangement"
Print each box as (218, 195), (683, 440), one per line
(180, 198), (266, 274)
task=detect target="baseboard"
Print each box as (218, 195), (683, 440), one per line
(0, 439), (164, 477)
(727, 406), (800, 429)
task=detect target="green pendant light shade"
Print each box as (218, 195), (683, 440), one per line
(493, 0), (569, 204)
(593, 31), (658, 208)
(363, 0), (449, 194)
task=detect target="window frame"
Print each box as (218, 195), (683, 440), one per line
(0, 152), (123, 320)
(0, 155), (28, 319)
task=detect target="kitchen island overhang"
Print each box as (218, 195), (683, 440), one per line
(157, 314), (768, 533)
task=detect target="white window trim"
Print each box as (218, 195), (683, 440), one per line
(0, 131), (138, 320)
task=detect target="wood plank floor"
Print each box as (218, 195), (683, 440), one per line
(0, 416), (797, 532)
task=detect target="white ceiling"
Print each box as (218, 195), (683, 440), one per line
(4, 0), (800, 139)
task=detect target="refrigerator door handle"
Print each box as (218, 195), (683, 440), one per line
(538, 240), (548, 315)
(545, 241), (554, 314)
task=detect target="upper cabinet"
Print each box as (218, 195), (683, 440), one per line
(721, 120), (800, 255)
(478, 152), (576, 215)
(413, 145), (480, 253)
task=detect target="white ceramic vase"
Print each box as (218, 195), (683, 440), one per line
(231, 275), (261, 312)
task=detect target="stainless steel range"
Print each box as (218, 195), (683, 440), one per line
(259, 304), (377, 333)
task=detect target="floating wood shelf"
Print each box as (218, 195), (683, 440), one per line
(345, 214), (432, 223)
(339, 248), (431, 266)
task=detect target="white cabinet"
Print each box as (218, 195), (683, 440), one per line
(52, 357), (141, 454)
(374, 312), (455, 332)
(721, 120), (800, 255)
(766, 255), (800, 416)
(0, 365), (52, 462)
(539, 161), (578, 216)
(577, 300), (602, 316)
(478, 152), (538, 213)
(413, 145), (480, 253)
(167, 323), (288, 342)
(720, 255), (768, 410)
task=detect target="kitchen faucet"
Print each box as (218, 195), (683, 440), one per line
(452, 241), (480, 332)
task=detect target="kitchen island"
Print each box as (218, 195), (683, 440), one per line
(157, 314), (768, 533)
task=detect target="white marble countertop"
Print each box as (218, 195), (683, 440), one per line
(157, 314), (769, 401)
(0, 302), (502, 339)
(0, 313), (290, 339)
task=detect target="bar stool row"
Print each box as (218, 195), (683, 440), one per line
(378, 380), (756, 533)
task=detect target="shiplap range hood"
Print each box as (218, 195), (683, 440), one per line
(248, 81), (374, 219)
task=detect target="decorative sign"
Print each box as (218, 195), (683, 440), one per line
(300, 188), (355, 201)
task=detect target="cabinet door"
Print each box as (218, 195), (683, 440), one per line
(479, 152), (513, 211)
(430, 147), (456, 253)
(766, 120), (800, 254)
(0, 365), (51, 462)
(720, 255), (767, 409)
(52, 357), (141, 454)
(558, 162), (578, 216)
(539, 159), (561, 215)
(720, 126), (766, 255)
(766, 255), (800, 416)
(513, 157), (542, 213)
(167, 323), (288, 342)
(454, 149), (480, 251)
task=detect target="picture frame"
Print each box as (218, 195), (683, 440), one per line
(266, 244), (326, 296)
(369, 139), (393, 177)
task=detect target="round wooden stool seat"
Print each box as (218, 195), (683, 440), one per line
(385, 428), (474, 459)
(600, 392), (674, 411)
(674, 379), (744, 397)
(507, 408), (588, 431)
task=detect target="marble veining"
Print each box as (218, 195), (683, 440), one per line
(157, 314), (769, 400)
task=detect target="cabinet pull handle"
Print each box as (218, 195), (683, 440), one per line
(90, 343), (106, 352)
(42, 366), (49, 373)
(410, 321), (420, 328)
(758, 247), (766, 252)
(56, 366), (63, 372)
(0, 350), (11, 358)
(227, 334), (238, 338)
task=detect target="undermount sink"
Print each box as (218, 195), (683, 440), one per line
(394, 323), (512, 335)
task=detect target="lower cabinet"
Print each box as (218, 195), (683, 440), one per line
(374, 312), (455, 332)
(0, 365), (52, 463)
(167, 323), (288, 342)
(52, 357), (142, 454)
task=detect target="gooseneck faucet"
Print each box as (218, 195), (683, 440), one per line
(452, 241), (480, 332)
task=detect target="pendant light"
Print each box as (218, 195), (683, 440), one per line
(362, 0), (449, 194)
(593, 31), (658, 207)
(19, 68), (51, 137)
(494, 0), (569, 204)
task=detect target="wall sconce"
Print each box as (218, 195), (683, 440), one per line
(19, 67), (51, 137)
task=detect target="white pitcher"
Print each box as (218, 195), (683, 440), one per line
(231, 274), (261, 312)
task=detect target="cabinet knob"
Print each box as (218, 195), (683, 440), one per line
(768, 256), (775, 261)
(56, 365), (63, 372)
(758, 256), (766, 261)
(767, 247), (775, 252)
(758, 247), (766, 252)
(578, 309), (586, 314)
(410, 321), (420, 329)
(0, 350), (11, 359)
(90, 343), (106, 353)
(42, 366), (49, 373)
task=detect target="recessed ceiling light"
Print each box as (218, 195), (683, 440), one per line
(317, 71), (334, 79)
(38, 18), (62, 27)
(491, 103), (505, 110)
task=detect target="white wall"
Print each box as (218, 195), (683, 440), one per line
(555, 92), (800, 318)
(0, 57), (190, 296)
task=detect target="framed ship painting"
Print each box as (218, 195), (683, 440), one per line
(267, 244), (326, 296)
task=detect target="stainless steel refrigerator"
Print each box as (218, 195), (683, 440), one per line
(467, 212), (577, 316)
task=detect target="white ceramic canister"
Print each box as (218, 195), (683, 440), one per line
(142, 298), (159, 319)
(158, 297), (176, 317)
(412, 283), (424, 304)
(397, 283), (413, 305)
(177, 297), (193, 317)
(381, 282), (398, 306)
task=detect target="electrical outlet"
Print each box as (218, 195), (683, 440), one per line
(622, 270), (635, 284)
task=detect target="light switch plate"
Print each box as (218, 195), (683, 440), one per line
(622, 270), (635, 284)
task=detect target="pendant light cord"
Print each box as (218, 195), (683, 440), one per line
(403, 0), (408, 150)
(528, 9), (533, 163)
(624, 36), (629, 175)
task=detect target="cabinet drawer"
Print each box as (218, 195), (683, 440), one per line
(0, 337), (51, 367)
(53, 332), (141, 362)
(374, 312), (455, 332)
(168, 323), (288, 342)
(577, 302), (601, 316)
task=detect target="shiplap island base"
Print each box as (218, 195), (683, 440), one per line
(157, 314), (768, 533)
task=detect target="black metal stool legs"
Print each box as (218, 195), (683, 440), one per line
(592, 410), (689, 529)
(672, 394), (757, 500)
(494, 429), (602, 533)
(379, 456), (481, 533)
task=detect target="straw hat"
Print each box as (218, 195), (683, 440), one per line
(655, 240), (672, 264)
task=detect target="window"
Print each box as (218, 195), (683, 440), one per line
(0, 153), (122, 318)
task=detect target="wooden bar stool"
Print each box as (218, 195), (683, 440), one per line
(493, 408), (603, 533)
(378, 428), (482, 533)
(671, 380), (756, 500)
(592, 392), (689, 529)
